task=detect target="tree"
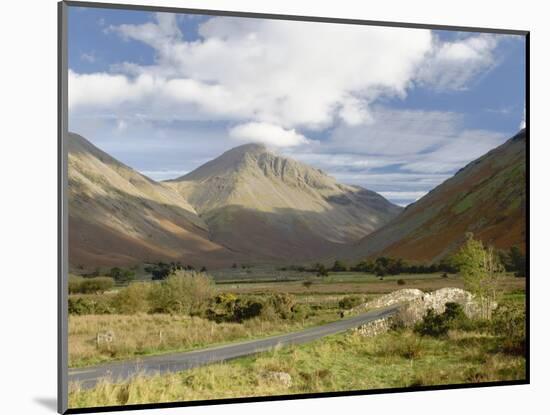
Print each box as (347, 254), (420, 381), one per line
(316, 264), (328, 277)
(453, 233), (504, 319)
(108, 267), (135, 284)
(144, 262), (178, 280)
(331, 260), (347, 272)
(503, 246), (526, 277)
(148, 271), (215, 315)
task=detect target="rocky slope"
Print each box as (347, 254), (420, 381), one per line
(68, 135), (401, 268)
(165, 143), (401, 261)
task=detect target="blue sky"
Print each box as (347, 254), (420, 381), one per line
(68, 6), (526, 206)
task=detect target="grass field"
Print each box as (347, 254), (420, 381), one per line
(68, 272), (525, 368)
(69, 324), (526, 407)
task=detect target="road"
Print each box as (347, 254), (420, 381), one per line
(69, 304), (400, 389)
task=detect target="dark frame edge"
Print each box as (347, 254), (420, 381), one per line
(58, 1), (69, 414)
(62, 0), (529, 35)
(64, 379), (529, 414)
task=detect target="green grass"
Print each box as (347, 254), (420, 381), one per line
(68, 328), (526, 408)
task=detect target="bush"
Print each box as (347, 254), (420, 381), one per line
(112, 283), (151, 314)
(397, 279), (406, 285)
(144, 262), (178, 281)
(148, 271), (214, 315)
(331, 260), (347, 272)
(68, 297), (113, 315)
(291, 303), (311, 320)
(267, 293), (296, 319)
(68, 276), (84, 294)
(80, 277), (115, 294)
(233, 300), (264, 321)
(338, 295), (363, 310)
(107, 267), (136, 284)
(414, 302), (468, 337)
(491, 304), (526, 355)
(69, 276), (115, 294)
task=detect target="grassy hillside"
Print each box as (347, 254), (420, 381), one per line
(346, 129), (526, 263)
(68, 133), (239, 269)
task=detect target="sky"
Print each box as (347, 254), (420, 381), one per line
(67, 6), (526, 206)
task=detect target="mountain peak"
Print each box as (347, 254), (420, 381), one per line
(230, 142), (268, 154)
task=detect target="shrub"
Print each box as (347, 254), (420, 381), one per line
(491, 304), (526, 355)
(108, 267), (136, 284)
(68, 297), (113, 315)
(80, 277), (115, 294)
(331, 260), (347, 272)
(291, 303), (311, 320)
(69, 276), (115, 294)
(148, 271), (214, 315)
(68, 276), (84, 294)
(397, 279), (406, 285)
(414, 303), (468, 337)
(338, 295), (363, 310)
(267, 293), (296, 319)
(233, 300), (264, 321)
(112, 283), (151, 314)
(144, 262), (178, 281)
(414, 308), (450, 337)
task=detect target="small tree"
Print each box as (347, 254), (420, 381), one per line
(453, 233), (504, 319)
(316, 264), (328, 277)
(108, 267), (136, 284)
(331, 260), (347, 272)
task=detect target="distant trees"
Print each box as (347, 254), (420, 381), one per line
(314, 263), (329, 277)
(499, 246), (526, 277)
(107, 267), (135, 284)
(331, 260), (347, 272)
(144, 262), (179, 280)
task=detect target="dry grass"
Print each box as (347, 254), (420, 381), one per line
(68, 327), (526, 409)
(69, 312), (335, 368)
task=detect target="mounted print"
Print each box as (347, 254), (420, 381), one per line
(58, 1), (529, 413)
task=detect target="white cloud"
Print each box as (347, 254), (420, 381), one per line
(229, 122), (312, 147)
(416, 34), (500, 90)
(329, 108), (460, 156)
(68, 70), (155, 109)
(70, 13), (435, 130)
(68, 13), (516, 206)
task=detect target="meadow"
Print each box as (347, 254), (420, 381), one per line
(68, 269), (525, 369)
(69, 317), (526, 407)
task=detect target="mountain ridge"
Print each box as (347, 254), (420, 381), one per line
(68, 134), (401, 267)
(343, 129), (527, 263)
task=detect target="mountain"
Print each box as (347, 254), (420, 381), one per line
(67, 133), (238, 269)
(345, 129), (527, 263)
(165, 143), (402, 262)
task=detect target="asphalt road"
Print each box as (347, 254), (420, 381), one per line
(69, 304), (400, 389)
